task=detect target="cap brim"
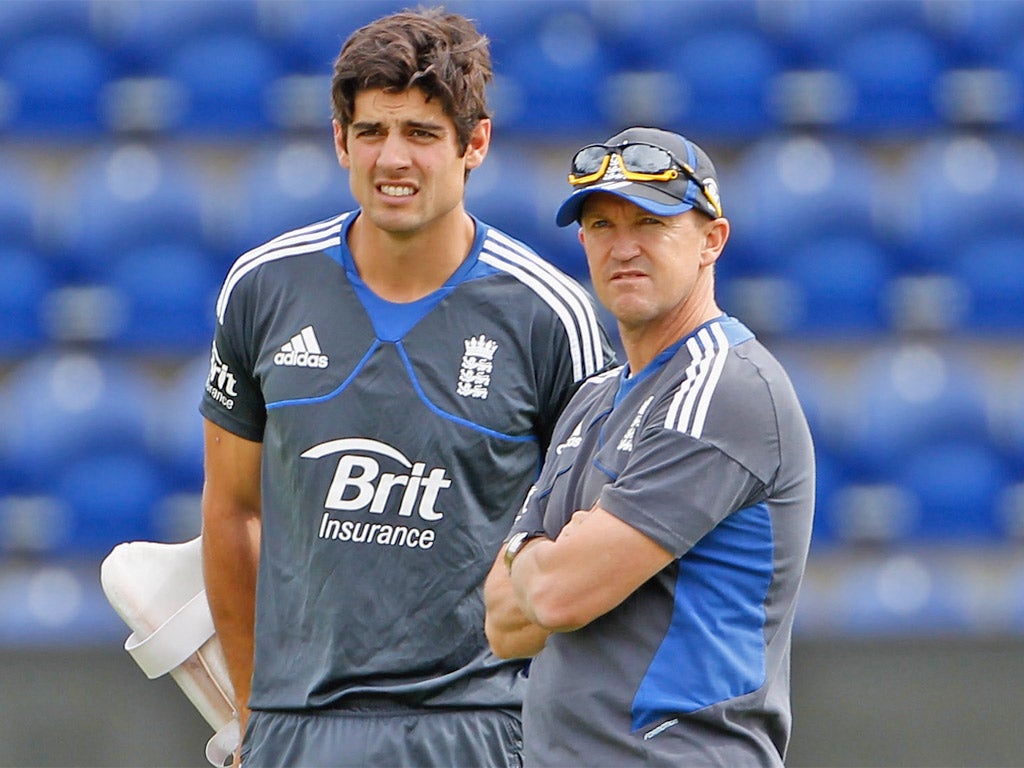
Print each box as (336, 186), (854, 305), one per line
(555, 180), (696, 227)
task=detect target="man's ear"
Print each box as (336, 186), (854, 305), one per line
(333, 120), (350, 169)
(463, 118), (491, 170)
(701, 217), (730, 267)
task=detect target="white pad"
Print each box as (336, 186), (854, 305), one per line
(101, 536), (240, 767)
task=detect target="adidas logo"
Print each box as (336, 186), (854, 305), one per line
(601, 154), (628, 181)
(274, 325), (329, 368)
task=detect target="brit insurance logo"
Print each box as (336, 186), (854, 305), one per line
(274, 325), (329, 368)
(301, 438), (453, 551)
(206, 342), (238, 410)
(456, 334), (497, 399)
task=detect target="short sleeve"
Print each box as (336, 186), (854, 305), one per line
(598, 427), (764, 558)
(199, 280), (266, 442)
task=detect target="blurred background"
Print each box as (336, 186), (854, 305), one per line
(0, 0), (1023, 765)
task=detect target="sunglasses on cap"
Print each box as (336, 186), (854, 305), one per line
(567, 142), (723, 218)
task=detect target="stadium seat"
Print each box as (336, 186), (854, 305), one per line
(726, 136), (890, 273)
(0, 158), (42, 251)
(779, 0), (936, 68)
(272, 0), (410, 73)
(831, 344), (994, 480)
(99, 0), (266, 73)
(821, 482), (920, 547)
(0, 352), (159, 491)
(466, 146), (587, 278)
(806, 446), (852, 550)
(227, 140), (356, 256)
(105, 244), (219, 354)
(896, 440), (1012, 542)
(0, 247), (53, 356)
(51, 451), (170, 558)
(495, 10), (614, 137)
(781, 236), (895, 336)
(161, 32), (284, 135)
(0, 31), (113, 135)
(1003, 37), (1024, 129)
(0, 0), (93, 44)
(951, 236), (1024, 334)
(829, 25), (947, 134)
(944, 0), (1024, 67)
(995, 362), (1024, 474)
(667, 26), (788, 139)
(0, 563), (125, 645)
(895, 135), (1024, 273)
(58, 143), (213, 282)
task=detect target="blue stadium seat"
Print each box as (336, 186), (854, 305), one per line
(0, 30), (113, 136)
(105, 244), (219, 354)
(161, 31), (284, 135)
(495, 10), (614, 137)
(807, 446), (853, 550)
(667, 26), (787, 139)
(59, 144), (212, 282)
(896, 440), (1012, 542)
(1004, 36), (1024, 129)
(0, 158), (42, 251)
(100, 0), (266, 72)
(779, 0), (936, 68)
(895, 135), (1024, 273)
(726, 136), (889, 272)
(781, 236), (895, 336)
(0, 564), (125, 645)
(997, 362), (1024, 475)
(51, 451), (170, 557)
(228, 140), (355, 256)
(466, 145), (587, 278)
(591, 0), (773, 69)
(0, 0), (93, 44)
(944, 0), (1024, 66)
(0, 247), (53, 356)
(951, 236), (1024, 334)
(832, 344), (994, 480)
(272, 0), (409, 73)
(0, 353), (159, 491)
(830, 25), (947, 134)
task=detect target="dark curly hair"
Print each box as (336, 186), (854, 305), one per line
(331, 6), (493, 155)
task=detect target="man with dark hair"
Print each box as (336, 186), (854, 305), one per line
(485, 127), (815, 767)
(200, 8), (614, 767)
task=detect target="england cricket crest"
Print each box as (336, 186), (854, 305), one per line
(456, 334), (498, 399)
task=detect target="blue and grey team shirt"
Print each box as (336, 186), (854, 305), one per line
(511, 315), (815, 768)
(199, 211), (615, 712)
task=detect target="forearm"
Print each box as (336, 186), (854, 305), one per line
(201, 513), (259, 723)
(201, 420), (263, 729)
(509, 508), (675, 631)
(483, 555), (551, 658)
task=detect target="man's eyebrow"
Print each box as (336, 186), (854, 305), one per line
(405, 120), (446, 132)
(349, 119), (446, 133)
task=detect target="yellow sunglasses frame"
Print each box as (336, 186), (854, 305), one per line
(568, 152), (680, 186)
(567, 148), (723, 218)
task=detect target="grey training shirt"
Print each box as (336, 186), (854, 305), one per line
(201, 211), (615, 712)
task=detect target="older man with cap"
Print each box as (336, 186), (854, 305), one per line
(483, 127), (816, 768)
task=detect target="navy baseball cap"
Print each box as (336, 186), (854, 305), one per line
(555, 127), (723, 227)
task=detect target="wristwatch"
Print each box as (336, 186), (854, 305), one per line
(504, 530), (545, 573)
